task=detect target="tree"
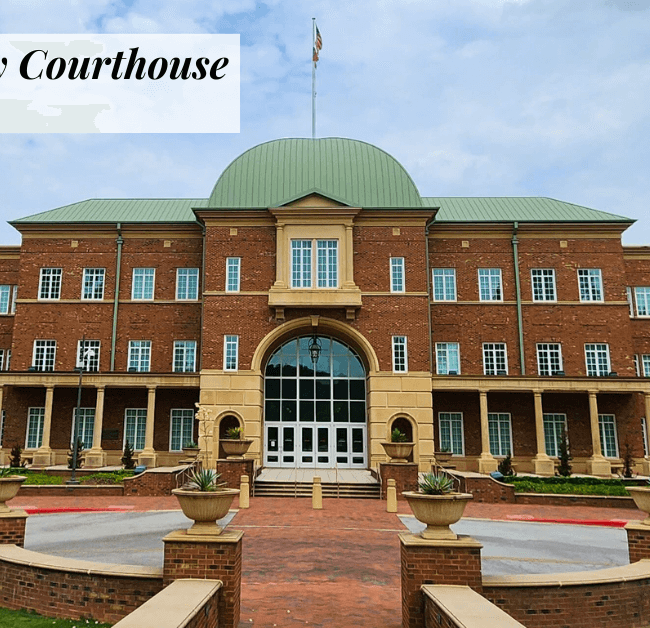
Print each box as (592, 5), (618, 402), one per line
(121, 440), (136, 469)
(557, 430), (572, 477)
(9, 444), (23, 468)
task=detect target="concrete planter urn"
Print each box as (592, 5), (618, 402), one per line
(172, 488), (240, 535)
(0, 476), (26, 513)
(221, 439), (253, 460)
(434, 450), (453, 465)
(381, 441), (414, 463)
(181, 446), (199, 459)
(627, 487), (650, 525)
(402, 491), (473, 540)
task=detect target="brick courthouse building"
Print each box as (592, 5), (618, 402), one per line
(0, 137), (649, 477)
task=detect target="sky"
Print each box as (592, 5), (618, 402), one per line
(1, 0), (649, 245)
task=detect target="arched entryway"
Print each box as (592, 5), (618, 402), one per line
(263, 336), (367, 468)
(218, 414), (241, 460)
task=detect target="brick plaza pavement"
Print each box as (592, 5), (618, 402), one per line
(7, 494), (648, 627)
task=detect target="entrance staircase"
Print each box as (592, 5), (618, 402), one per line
(253, 468), (380, 499)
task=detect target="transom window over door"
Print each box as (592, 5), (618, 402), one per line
(291, 239), (338, 288)
(264, 336), (366, 469)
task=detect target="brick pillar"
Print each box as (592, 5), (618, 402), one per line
(625, 522), (650, 563)
(163, 528), (243, 628)
(0, 510), (28, 547)
(380, 462), (418, 499)
(399, 532), (483, 628)
(216, 459), (254, 489)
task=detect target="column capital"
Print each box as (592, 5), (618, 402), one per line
(147, 385), (157, 393)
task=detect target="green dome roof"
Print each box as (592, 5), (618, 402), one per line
(208, 138), (423, 208)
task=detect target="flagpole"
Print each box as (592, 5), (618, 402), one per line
(312, 17), (316, 139)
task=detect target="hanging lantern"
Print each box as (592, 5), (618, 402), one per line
(308, 334), (322, 364)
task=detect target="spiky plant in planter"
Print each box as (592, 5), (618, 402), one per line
(403, 472), (472, 540)
(0, 463), (26, 513)
(225, 427), (243, 440)
(391, 428), (409, 443)
(221, 426), (252, 459)
(381, 428), (414, 463)
(172, 468), (239, 535)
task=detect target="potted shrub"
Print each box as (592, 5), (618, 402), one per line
(182, 440), (199, 458)
(434, 446), (453, 465)
(172, 469), (240, 535)
(221, 426), (253, 460)
(381, 428), (414, 463)
(402, 472), (473, 540)
(0, 468), (26, 513)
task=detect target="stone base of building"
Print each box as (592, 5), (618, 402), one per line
(532, 454), (556, 476)
(31, 448), (54, 468)
(380, 462), (418, 499)
(0, 510), (28, 547)
(585, 456), (611, 477)
(83, 449), (107, 468)
(137, 450), (158, 467)
(477, 454), (498, 474)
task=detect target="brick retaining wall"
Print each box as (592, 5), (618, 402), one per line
(380, 462), (418, 499)
(19, 485), (124, 497)
(216, 459), (254, 490)
(483, 562), (650, 628)
(123, 468), (182, 496)
(0, 545), (163, 624)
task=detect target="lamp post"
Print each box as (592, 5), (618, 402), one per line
(67, 343), (95, 486)
(308, 333), (322, 364)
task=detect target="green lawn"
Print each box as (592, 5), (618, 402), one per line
(0, 608), (112, 627)
(2, 469), (134, 486)
(501, 475), (645, 496)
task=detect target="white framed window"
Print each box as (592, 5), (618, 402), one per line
(132, 268), (155, 300)
(38, 268), (62, 300)
(635, 354), (641, 377)
(435, 342), (460, 375)
(531, 269), (557, 302)
(643, 355), (650, 378)
(32, 340), (56, 372)
(635, 287), (650, 317)
(290, 239), (339, 288)
(76, 340), (100, 372)
(124, 408), (147, 451)
(598, 414), (618, 458)
(536, 343), (563, 376)
(176, 268), (199, 300)
(438, 412), (464, 455)
(0, 285), (16, 314)
(392, 336), (408, 373)
(71, 408), (95, 449)
(82, 268), (105, 300)
(390, 257), (405, 293)
(578, 269), (603, 302)
(432, 269), (456, 301)
(585, 343), (610, 377)
(170, 409), (194, 451)
(173, 340), (197, 373)
(224, 335), (239, 371)
(543, 413), (567, 457)
(226, 258), (241, 293)
(0, 410), (4, 447)
(483, 343), (507, 375)
(0, 349), (4, 372)
(478, 268), (502, 301)
(5, 350), (10, 371)
(26, 407), (45, 449)
(488, 413), (512, 456)
(128, 340), (151, 372)
(643, 418), (648, 457)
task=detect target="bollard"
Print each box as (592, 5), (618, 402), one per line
(386, 478), (397, 513)
(239, 474), (250, 509)
(312, 475), (323, 510)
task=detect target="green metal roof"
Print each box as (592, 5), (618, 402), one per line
(12, 198), (207, 224)
(208, 138), (423, 208)
(423, 197), (632, 223)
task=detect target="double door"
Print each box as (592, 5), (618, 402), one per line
(265, 423), (366, 468)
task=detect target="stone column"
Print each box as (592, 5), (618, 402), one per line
(342, 224), (355, 288)
(643, 393), (650, 476)
(532, 391), (554, 476)
(84, 386), (106, 468)
(586, 390), (611, 476)
(33, 386), (55, 467)
(477, 391), (497, 474)
(163, 529), (243, 628)
(400, 533), (483, 628)
(138, 386), (157, 467)
(273, 224), (286, 287)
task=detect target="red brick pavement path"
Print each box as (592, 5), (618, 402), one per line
(7, 494), (647, 627)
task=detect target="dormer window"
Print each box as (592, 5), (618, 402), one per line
(291, 239), (338, 288)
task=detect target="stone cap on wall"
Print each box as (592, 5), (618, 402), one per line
(483, 559), (650, 588)
(423, 585), (526, 627)
(113, 579), (222, 628)
(0, 544), (161, 578)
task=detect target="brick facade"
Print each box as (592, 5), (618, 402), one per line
(216, 458), (254, 490)
(380, 462), (419, 499)
(1, 138), (649, 475)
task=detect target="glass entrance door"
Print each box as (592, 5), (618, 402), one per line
(263, 336), (367, 469)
